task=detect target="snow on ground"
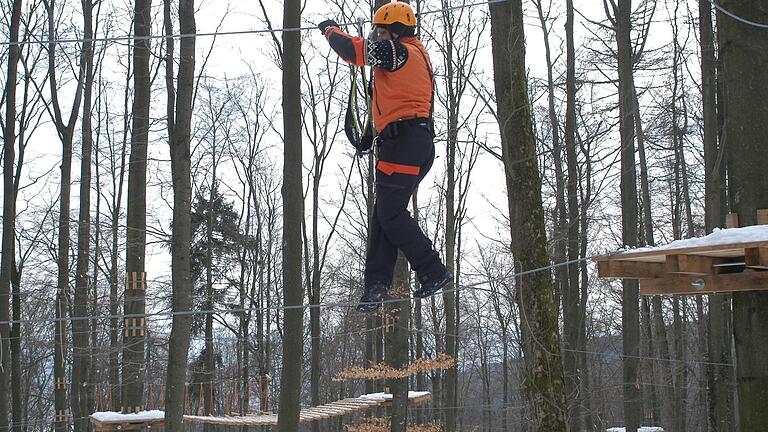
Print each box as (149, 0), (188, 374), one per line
(617, 225), (768, 255)
(359, 391), (431, 400)
(90, 410), (165, 422)
(606, 427), (664, 432)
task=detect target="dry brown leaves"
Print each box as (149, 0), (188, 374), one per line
(344, 417), (442, 432)
(333, 353), (456, 381)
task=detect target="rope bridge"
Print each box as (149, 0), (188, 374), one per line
(91, 392), (431, 429)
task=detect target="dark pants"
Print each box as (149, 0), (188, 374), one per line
(364, 119), (446, 288)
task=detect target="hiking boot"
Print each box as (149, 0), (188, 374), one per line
(357, 282), (390, 312)
(414, 271), (453, 298)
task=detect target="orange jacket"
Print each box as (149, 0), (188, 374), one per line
(324, 28), (434, 131)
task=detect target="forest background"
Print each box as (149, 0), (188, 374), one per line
(0, 0), (755, 431)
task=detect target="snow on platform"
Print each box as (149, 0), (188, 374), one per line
(91, 410), (165, 422)
(90, 410), (165, 431)
(359, 391), (431, 401)
(614, 225), (768, 258)
(606, 427), (664, 432)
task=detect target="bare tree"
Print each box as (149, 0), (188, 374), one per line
(122, 0), (152, 413)
(164, 0), (196, 429)
(700, 0), (734, 427)
(276, 0), (303, 428)
(41, 0), (88, 428)
(1, 2), (23, 430)
(718, 0), (768, 429)
(489, 0), (567, 429)
(71, 0), (96, 429)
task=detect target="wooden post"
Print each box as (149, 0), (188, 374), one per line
(224, 380), (229, 416)
(209, 381), (214, 415)
(726, 213), (739, 228)
(96, 383), (102, 412)
(234, 380), (239, 415)
(259, 374), (271, 414)
(199, 382), (203, 415)
(184, 384), (189, 415)
(757, 209), (768, 225)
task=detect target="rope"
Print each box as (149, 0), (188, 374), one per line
(0, 0), (512, 47)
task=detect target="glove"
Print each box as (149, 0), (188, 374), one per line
(357, 124), (375, 156)
(318, 19), (339, 34)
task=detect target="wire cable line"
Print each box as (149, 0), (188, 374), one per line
(705, 0), (768, 29)
(0, 0), (511, 47)
(0, 255), (597, 326)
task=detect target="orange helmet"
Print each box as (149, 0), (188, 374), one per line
(373, 1), (417, 27)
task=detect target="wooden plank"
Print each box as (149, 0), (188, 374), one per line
(597, 260), (666, 278)
(327, 401), (377, 409)
(304, 406), (350, 415)
(726, 213), (739, 228)
(758, 209), (768, 225)
(409, 393), (432, 405)
(665, 254), (726, 275)
(300, 410), (333, 420)
(639, 272), (768, 295)
(745, 248), (768, 269)
(298, 412), (330, 421)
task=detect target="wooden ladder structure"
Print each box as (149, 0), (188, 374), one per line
(183, 392), (431, 426)
(90, 392), (431, 429)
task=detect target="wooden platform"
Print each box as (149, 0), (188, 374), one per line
(91, 412), (165, 431)
(91, 393), (431, 429)
(596, 224), (768, 295)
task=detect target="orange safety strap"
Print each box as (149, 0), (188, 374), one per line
(377, 160), (420, 176)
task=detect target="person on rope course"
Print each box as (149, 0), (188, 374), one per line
(318, 0), (452, 312)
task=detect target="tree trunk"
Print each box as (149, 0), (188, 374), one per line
(1, 2), (22, 430)
(72, 0), (95, 428)
(577, 125), (595, 429)
(123, 0), (152, 413)
(276, 0), (303, 428)
(365, 153), (379, 397)
(615, 0), (641, 429)
(204, 177), (217, 425)
(387, 255), (410, 432)
(47, 0), (87, 427)
(164, 0), (196, 429)
(443, 32), (458, 432)
(109, 54), (132, 411)
(412, 192), (425, 425)
(490, 0), (567, 430)
(564, 0), (586, 428)
(701, 1), (734, 427)
(534, 0), (568, 326)
(719, 1), (768, 429)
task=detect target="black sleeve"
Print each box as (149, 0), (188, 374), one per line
(326, 29), (364, 65)
(367, 40), (408, 72)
